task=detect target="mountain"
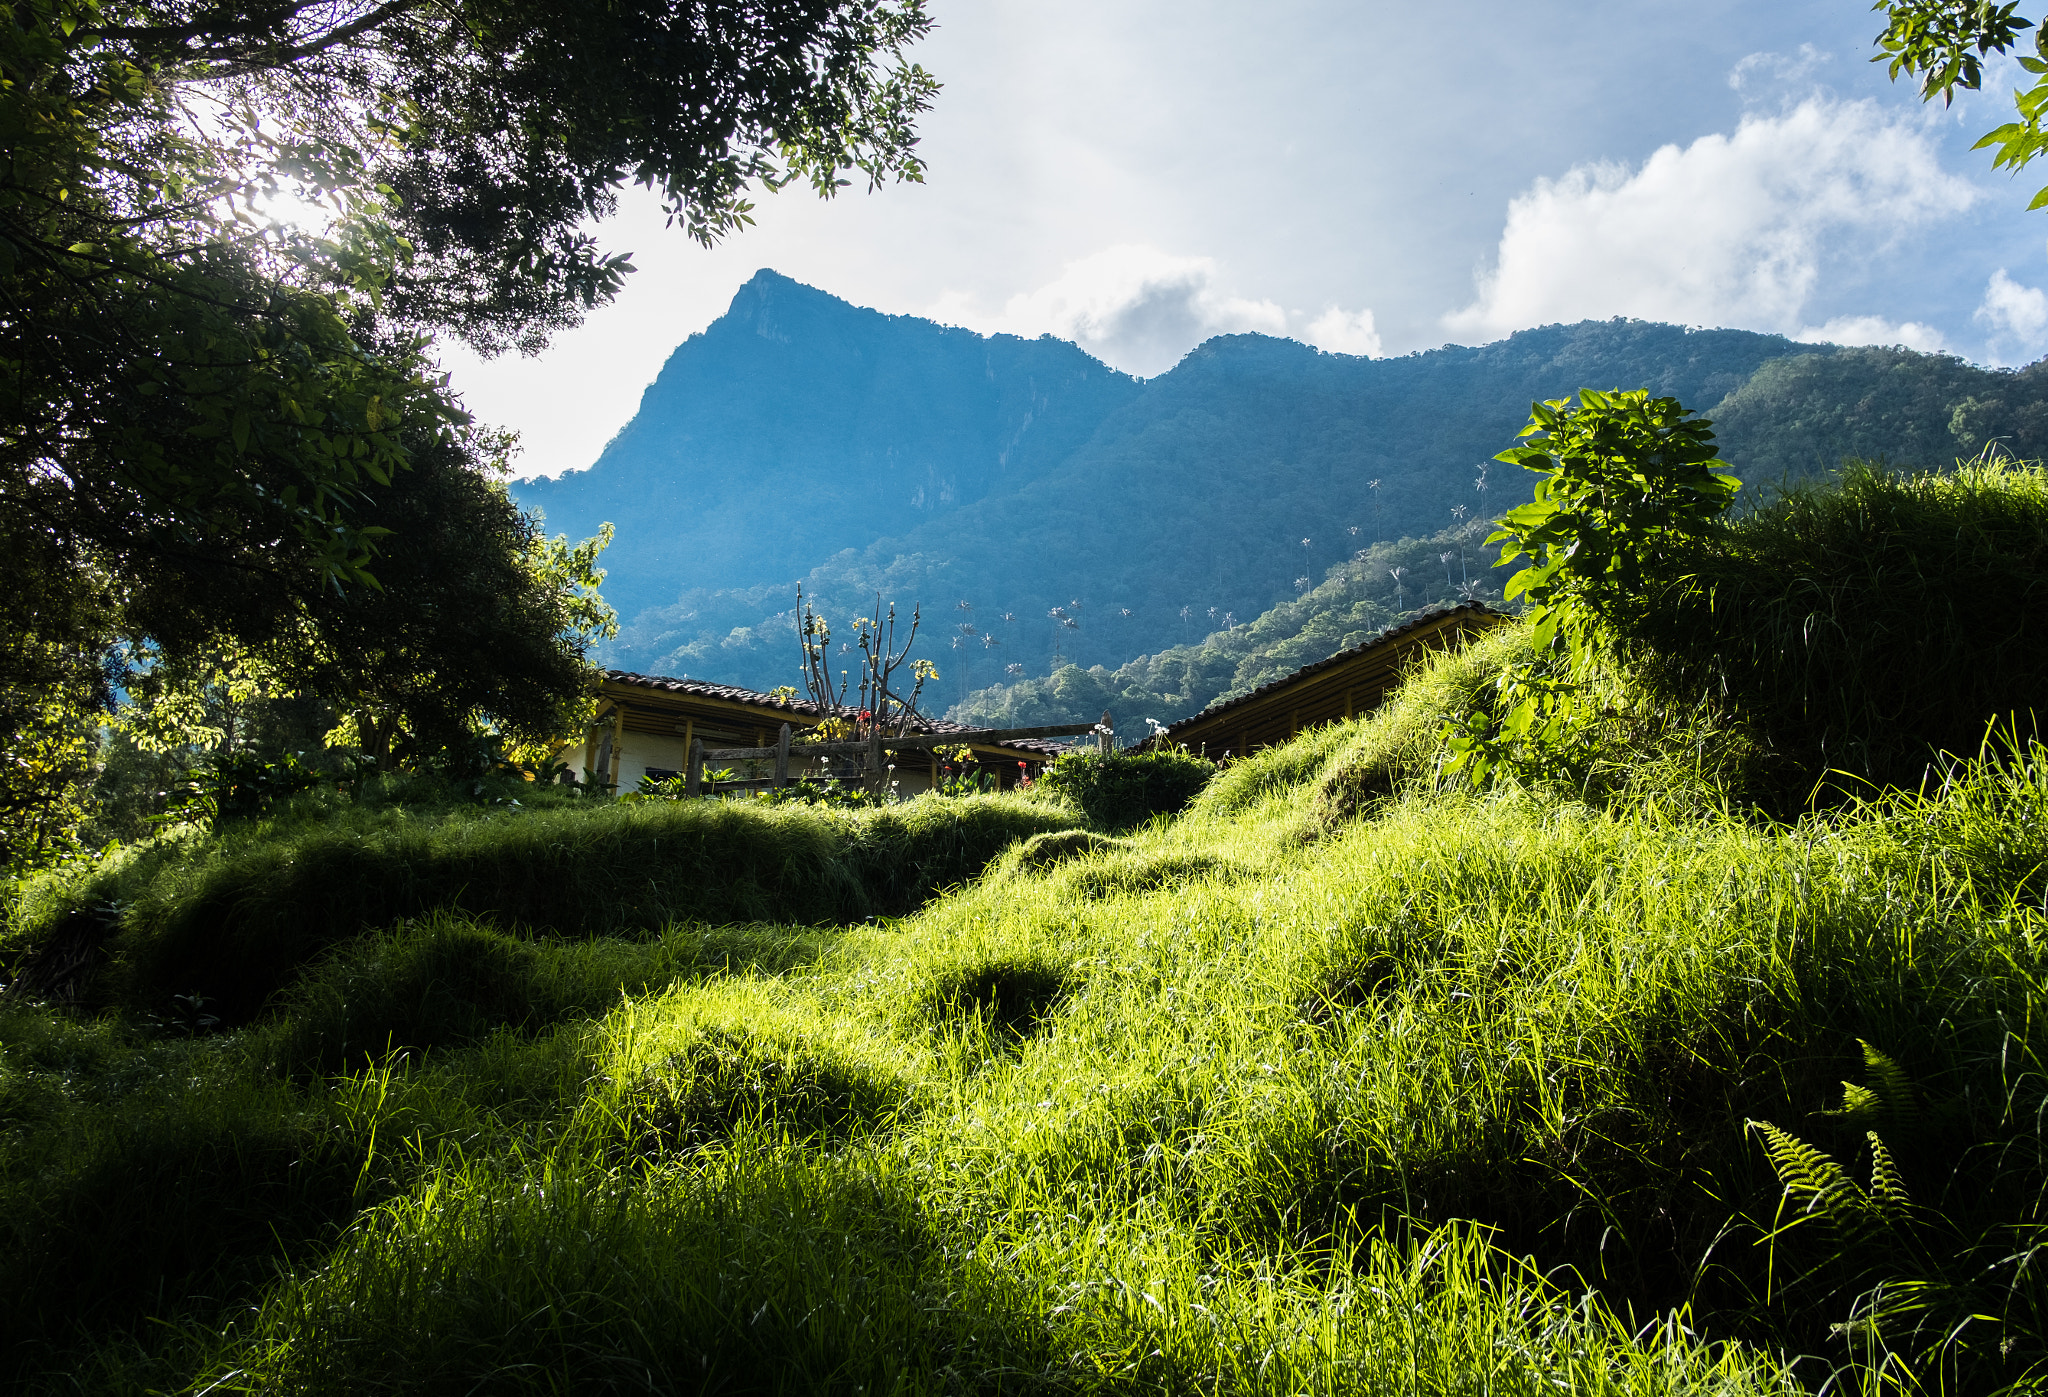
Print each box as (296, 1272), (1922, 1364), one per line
(1709, 346), (2048, 483)
(511, 272), (2048, 705)
(945, 523), (1486, 738)
(515, 270), (1142, 622)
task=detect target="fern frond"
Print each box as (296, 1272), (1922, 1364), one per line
(1866, 1132), (1913, 1223)
(1859, 1041), (1921, 1131)
(1748, 1118), (1873, 1234)
(1828, 1081), (1882, 1120)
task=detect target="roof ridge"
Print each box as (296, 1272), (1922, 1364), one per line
(599, 671), (1067, 755)
(1166, 601), (1509, 734)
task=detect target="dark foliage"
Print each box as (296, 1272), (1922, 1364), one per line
(267, 431), (608, 761)
(1612, 460), (2048, 800)
(0, 1095), (364, 1363)
(1, 0), (933, 857)
(1709, 348), (2048, 485)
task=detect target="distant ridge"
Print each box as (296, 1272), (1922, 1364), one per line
(512, 273), (2048, 699)
(516, 270), (1140, 622)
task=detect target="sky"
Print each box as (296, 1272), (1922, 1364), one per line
(441, 0), (2048, 480)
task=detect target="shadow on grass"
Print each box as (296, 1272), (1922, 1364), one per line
(255, 912), (839, 1077)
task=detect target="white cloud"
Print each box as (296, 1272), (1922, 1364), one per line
(986, 244), (1287, 376)
(1444, 97), (1976, 344)
(939, 244), (1380, 375)
(1976, 268), (2048, 355)
(1728, 44), (1827, 93)
(1303, 306), (1382, 357)
(1793, 315), (1948, 352)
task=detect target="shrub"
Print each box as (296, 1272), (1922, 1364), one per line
(1443, 388), (1738, 787)
(1034, 748), (1216, 830)
(1615, 458), (2048, 799)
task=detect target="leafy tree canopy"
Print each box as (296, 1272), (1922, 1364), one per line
(0, 0), (936, 863)
(1873, 0), (2048, 209)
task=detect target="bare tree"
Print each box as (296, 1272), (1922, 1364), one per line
(795, 585), (935, 741)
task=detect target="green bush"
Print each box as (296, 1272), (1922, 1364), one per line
(1614, 458), (2048, 800)
(1187, 623), (1756, 826)
(1034, 748), (1216, 830)
(254, 913), (839, 1077)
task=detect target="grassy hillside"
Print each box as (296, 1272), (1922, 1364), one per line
(8, 782), (1077, 1024)
(4, 616), (2046, 1391)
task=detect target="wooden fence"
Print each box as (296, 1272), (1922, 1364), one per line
(684, 717), (1111, 796)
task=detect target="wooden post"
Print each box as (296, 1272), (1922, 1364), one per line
(1098, 710), (1113, 756)
(869, 730), (884, 796)
(608, 706), (625, 791)
(685, 737), (704, 797)
(774, 723), (791, 789)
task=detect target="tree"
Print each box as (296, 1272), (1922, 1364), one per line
(122, 427), (621, 772)
(1443, 390), (1738, 786)
(1872, 1), (2048, 208)
(0, 0), (936, 856)
(794, 585), (937, 739)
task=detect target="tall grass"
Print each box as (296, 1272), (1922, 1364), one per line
(1616, 458), (2048, 799)
(7, 790), (1076, 1021)
(4, 668), (2046, 1391)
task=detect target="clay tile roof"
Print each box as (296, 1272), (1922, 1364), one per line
(604, 670), (825, 716)
(913, 715), (1068, 759)
(601, 670), (1064, 758)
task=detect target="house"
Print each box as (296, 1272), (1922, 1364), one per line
(556, 670), (1068, 794)
(1159, 602), (1508, 758)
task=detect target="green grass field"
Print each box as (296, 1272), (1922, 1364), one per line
(4, 635), (2047, 1393)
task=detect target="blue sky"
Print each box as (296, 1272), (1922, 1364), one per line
(449, 0), (2048, 479)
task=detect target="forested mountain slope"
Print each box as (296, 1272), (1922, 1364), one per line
(945, 524), (1486, 735)
(515, 270), (1141, 622)
(514, 274), (2048, 698)
(1713, 347), (2048, 483)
